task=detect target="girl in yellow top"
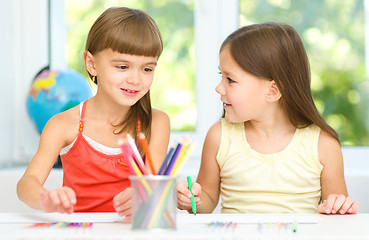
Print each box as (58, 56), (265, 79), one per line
(177, 22), (359, 214)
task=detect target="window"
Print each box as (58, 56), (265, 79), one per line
(239, 0), (369, 146)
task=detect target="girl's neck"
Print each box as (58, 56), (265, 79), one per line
(87, 96), (130, 125)
(244, 112), (296, 154)
(245, 110), (294, 139)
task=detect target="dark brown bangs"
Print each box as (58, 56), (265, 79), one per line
(105, 14), (163, 57)
(86, 7), (163, 58)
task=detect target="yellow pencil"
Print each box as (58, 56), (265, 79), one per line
(171, 143), (195, 176)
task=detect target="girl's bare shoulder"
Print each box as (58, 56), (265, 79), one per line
(151, 109), (170, 129)
(44, 104), (81, 145)
(318, 130), (342, 166)
(206, 121), (222, 142)
(202, 121), (222, 156)
(152, 108), (169, 121)
(50, 105), (80, 125)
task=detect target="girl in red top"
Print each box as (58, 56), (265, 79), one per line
(17, 7), (170, 218)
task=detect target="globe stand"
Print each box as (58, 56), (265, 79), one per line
(53, 155), (62, 168)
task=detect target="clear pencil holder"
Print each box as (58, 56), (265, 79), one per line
(129, 175), (177, 230)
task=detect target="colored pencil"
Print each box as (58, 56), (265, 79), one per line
(171, 142), (195, 176)
(158, 144), (175, 175)
(138, 132), (156, 175)
(126, 134), (147, 175)
(187, 176), (197, 215)
(163, 142), (183, 175)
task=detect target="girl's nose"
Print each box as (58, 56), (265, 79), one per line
(126, 70), (140, 84)
(215, 81), (224, 95)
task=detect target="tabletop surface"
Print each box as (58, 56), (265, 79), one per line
(0, 212), (368, 239)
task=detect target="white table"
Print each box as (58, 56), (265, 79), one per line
(0, 212), (368, 239)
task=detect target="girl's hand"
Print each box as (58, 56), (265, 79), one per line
(113, 187), (132, 219)
(318, 194), (359, 214)
(39, 187), (76, 214)
(176, 180), (201, 211)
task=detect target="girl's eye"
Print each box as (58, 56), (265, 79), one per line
(142, 67), (153, 72)
(218, 71), (235, 83)
(117, 65), (128, 70)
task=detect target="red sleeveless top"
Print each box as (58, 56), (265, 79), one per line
(60, 100), (130, 212)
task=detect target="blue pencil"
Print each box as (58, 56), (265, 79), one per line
(158, 144), (175, 175)
(163, 143), (183, 175)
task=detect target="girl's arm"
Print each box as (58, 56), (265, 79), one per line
(17, 111), (77, 213)
(318, 130), (359, 214)
(177, 121), (222, 213)
(148, 109), (170, 171)
(113, 109), (169, 217)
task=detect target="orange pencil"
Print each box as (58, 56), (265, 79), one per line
(138, 132), (156, 175)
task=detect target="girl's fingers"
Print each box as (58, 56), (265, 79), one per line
(323, 194), (338, 214)
(177, 199), (192, 210)
(177, 192), (191, 205)
(331, 194), (346, 214)
(39, 188), (76, 214)
(113, 188), (132, 210)
(176, 181), (191, 197)
(64, 187), (77, 205)
(48, 190), (61, 206)
(320, 194), (359, 215)
(117, 203), (131, 216)
(191, 183), (201, 196)
(348, 201), (359, 214)
(113, 188), (132, 216)
(338, 196), (353, 214)
(177, 191), (192, 210)
(57, 190), (72, 209)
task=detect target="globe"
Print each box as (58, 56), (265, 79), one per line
(26, 69), (94, 134)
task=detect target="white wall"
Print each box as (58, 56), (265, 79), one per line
(0, 0), (48, 167)
(0, 0), (16, 166)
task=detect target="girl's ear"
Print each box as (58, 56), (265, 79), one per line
(83, 51), (97, 76)
(266, 80), (282, 102)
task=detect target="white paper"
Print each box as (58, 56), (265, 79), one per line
(177, 213), (318, 225)
(0, 212), (123, 223)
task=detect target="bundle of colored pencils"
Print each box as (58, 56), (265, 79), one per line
(117, 123), (195, 229)
(117, 130), (194, 177)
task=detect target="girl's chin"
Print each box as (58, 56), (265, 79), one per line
(225, 114), (244, 123)
(224, 115), (235, 123)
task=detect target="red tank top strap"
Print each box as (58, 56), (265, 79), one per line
(78, 100), (88, 133)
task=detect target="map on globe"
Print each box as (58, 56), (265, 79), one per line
(28, 71), (58, 100)
(26, 69), (93, 134)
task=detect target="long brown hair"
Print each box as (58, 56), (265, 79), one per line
(221, 22), (339, 143)
(85, 7), (163, 146)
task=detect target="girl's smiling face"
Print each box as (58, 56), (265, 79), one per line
(216, 46), (272, 123)
(88, 48), (158, 107)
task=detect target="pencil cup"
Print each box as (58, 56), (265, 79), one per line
(129, 175), (177, 230)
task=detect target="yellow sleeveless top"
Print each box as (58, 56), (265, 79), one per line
(217, 118), (323, 213)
